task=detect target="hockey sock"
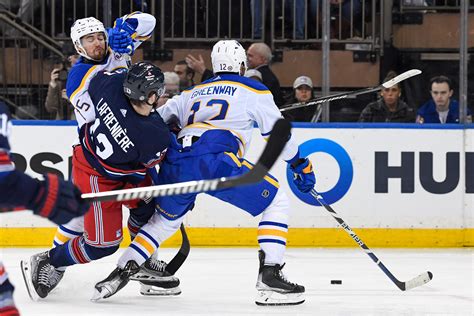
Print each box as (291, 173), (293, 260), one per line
(51, 218), (84, 271)
(49, 236), (119, 267)
(118, 213), (183, 269)
(257, 189), (290, 265)
(52, 217), (84, 247)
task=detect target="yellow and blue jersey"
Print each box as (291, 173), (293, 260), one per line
(158, 73), (299, 160)
(66, 11), (156, 128)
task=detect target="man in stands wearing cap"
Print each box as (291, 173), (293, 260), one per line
(283, 76), (315, 122)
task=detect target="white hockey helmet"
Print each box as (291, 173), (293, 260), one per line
(70, 17), (108, 60)
(211, 40), (247, 75)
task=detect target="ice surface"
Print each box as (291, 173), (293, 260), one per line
(1, 247), (472, 316)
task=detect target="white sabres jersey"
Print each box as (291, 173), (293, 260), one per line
(66, 11), (155, 128)
(158, 74), (298, 160)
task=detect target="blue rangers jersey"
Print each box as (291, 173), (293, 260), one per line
(81, 70), (170, 183)
(67, 11), (155, 128)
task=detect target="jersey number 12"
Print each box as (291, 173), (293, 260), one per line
(187, 99), (229, 125)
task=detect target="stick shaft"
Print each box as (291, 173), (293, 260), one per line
(280, 69), (422, 113)
(310, 189), (405, 290)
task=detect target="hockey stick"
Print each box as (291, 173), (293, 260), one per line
(165, 223), (190, 275)
(280, 69), (422, 113)
(310, 189), (433, 291)
(81, 118), (291, 203)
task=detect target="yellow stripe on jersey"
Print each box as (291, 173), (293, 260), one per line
(224, 152), (242, 167)
(241, 160), (279, 188)
(69, 65), (98, 101)
(258, 229), (288, 238)
(181, 81), (272, 95)
(134, 235), (155, 254)
(134, 35), (150, 41)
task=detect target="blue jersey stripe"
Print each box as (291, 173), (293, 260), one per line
(258, 221), (288, 229)
(258, 238), (287, 246)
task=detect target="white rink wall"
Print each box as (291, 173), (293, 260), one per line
(3, 122), (473, 231)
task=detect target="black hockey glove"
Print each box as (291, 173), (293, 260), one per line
(28, 174), (89, 225)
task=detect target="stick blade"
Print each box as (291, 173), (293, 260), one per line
(382, 69), (422, 88)
(403, 271), (433, 291)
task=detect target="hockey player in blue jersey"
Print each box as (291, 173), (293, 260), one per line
(92, 40), (316, 306)
(0, 103), (89, 315)
(52, 12), (180, 297)
(20, 62), (177, 301)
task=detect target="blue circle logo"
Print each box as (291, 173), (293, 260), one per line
(286, 138), (353, 205)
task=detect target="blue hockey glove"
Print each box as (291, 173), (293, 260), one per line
(108, 27), (134, 54)
(29, 174), (89, 225)
(114, 17), (137, 36)
(290, 158), (316, 193)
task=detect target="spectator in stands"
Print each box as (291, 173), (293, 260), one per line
(44, 54), (79, 120)
(283, 75), (315, 122)
(157, 71), (180, 108)
(174, 60), (195, 91)
(416, 75), (472, 124)
(358, 71), (414, 123)
(244, 69), (263, 83)
(185, 54), (214, 83)
(247, 43), (284, 107)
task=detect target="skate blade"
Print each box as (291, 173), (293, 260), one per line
(255, 290), (305, 306)
(90, 285), (113, 302)
(20, 260), (39, 302)
(139, 284), (182, 296)
(130, 273), (177, 283)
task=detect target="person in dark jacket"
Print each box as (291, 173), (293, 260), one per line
(359, 71), (414, 123)
(284, 75), (316, 122)
(247, 42), (284, 107)
(416, 75), (472, 124)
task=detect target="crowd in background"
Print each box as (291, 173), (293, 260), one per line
(0, 0), (472, 124)
(40, 40), (472, 125)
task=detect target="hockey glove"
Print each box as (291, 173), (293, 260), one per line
(108, 27), (134, 54)
(29, 174), (89, 225)
(290, 158), (316, 193)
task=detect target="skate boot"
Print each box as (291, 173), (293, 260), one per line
(48, 268), (64, 294)
(20, 251), (61, 300)
(91, 260), (140, 302)
(255, 250), (305, 306)
(130, 255), (181, 296)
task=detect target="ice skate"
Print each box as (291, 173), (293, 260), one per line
(130, 254), (181, 296)
(91, 260), (140, 302)
(255, 250), (305, 306)
(20, 251), (60, 300)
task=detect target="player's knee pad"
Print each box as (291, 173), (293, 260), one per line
(261, 189), (290, 223)
(83, 243), (120, 261)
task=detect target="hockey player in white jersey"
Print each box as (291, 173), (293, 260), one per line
(67, 12), (155, 127)
(92, 40), (316, 306)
